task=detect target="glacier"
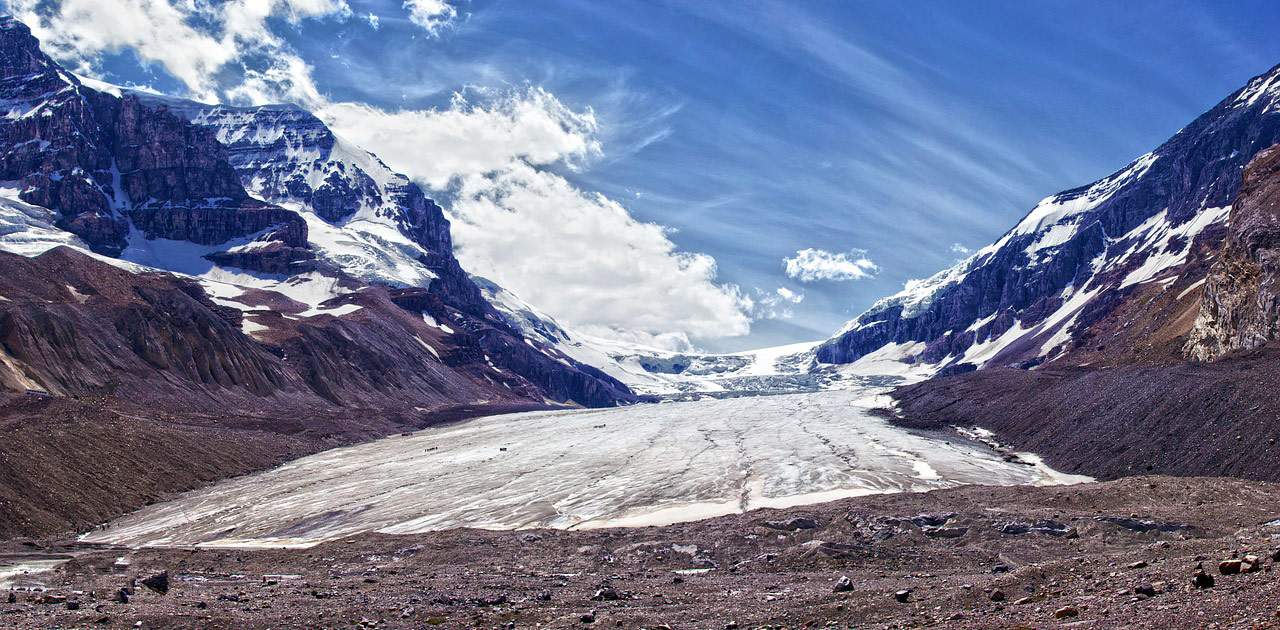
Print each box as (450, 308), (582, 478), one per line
(80, 387), (1089, 549)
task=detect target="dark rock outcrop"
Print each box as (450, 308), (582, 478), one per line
(0, 17), (307, 259)
(0, 246), (509, 412)
(1186, 145), (1280, 360)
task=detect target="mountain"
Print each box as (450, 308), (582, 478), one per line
(0, 16), (632, 412)
(870, 64), (1280, 484)
(819, 63), (1280, 374)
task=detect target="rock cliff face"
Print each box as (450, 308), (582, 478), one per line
(0, 18), (306, 263)
(1185, 145), (1280, 360)
(819, 63), (1280, 372)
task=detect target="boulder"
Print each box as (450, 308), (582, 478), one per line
(923, 525), (968, 538)
(141, 571), (170, 595)
(1054, 606), (1079, 619)
(833, 576), (854, 593)
(764, 516), (819, 531)
(1242, 554), (1263, 573)
(1192, 565), (1215, 588)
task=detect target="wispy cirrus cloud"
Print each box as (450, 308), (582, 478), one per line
(783, 248), (878, 283)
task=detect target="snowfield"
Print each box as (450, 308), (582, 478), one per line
(81, 389), (1089, 549)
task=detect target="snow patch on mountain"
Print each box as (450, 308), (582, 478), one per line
(1001, 152), (1158, 247)
(0, 191), (87, 256)
(1114, 205), (1231, 288)
(820, 61), (1280, 375)
(1233, 66), (1280, 111)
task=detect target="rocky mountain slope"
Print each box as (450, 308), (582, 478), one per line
(783, 60), (1280, 488)
(818, 62), (1280, 374)
(886, 117), (1280, 485)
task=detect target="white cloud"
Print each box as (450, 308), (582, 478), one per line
(319, 87), (600, 189)
(447, 161), (752, 345)
(225, 55), (324, 107)
(783, 248), (879, 282)
(402, 0), (456, 36)
(366, 12), (381, 30)
(320, 88), (755, 346)
(775, 287), (804, 303)
(9, 0), (349, 105)
(748, 287), (805, 320)
(950, 242), (971, 255)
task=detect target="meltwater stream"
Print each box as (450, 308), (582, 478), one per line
(80, 389), (1089, 548)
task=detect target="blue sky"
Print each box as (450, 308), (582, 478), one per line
(12, 0), (1280, 351)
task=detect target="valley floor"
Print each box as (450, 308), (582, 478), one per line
(5, 477), (1280, 628)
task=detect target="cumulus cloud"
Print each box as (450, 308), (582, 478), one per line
(225, 54), (324, 107)
(447, 161), (752, 346)
(776, 287), (803, 303)
(365, 13), (380, 30)
(319, 88), (756, 347)
(783, 248), (879, 282)
(8, 0), (350, 105)
(319, 87), (601, 189)
(402, 0), (457, 36)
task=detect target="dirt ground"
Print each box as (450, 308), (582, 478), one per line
(5, 476), (1280, 629)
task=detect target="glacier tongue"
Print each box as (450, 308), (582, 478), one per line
(79, 388), (1089, 549)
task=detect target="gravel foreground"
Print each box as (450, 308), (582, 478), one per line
(5, 477), (1280, 628)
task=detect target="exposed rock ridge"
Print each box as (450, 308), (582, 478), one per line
(1185, 144), (1280, 360)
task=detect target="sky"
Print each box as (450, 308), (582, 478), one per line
(8, 0), (1280, 351)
